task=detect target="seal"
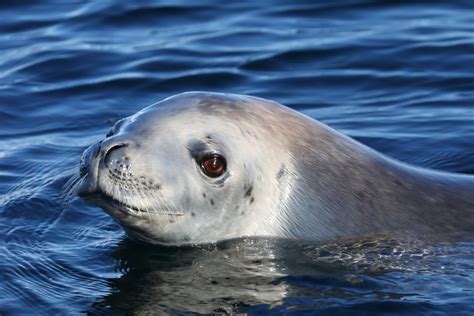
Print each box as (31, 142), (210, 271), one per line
(77, 92), (474, 245)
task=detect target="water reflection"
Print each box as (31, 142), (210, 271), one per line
(89, 235), (473, 314)
(91, 238), (289, 314)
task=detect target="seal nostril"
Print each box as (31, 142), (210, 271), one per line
(103, 143), (127, 167)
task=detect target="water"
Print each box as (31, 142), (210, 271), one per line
(1, 0), (473, 314)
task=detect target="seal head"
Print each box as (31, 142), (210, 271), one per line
(79, 92), (296, 245)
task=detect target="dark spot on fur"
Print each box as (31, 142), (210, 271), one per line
(203, 193), (206, 198)
(356, 191), (366, 201)
(210, 199), (215, 205)
(250, 197), (255, 204)
(191, 212), (195, 217)
(393, 179), (403, 188)
(241, 211), (245, 215)
(276, 164), (285, 180)
(244, 184), (253, 198)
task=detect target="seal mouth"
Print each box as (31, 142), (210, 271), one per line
(82, 190), (184, 217)
(103, 193), (148, 214)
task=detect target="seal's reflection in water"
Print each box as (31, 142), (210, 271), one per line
(88, 235), (472, 314)
(90, 238), (290, 314)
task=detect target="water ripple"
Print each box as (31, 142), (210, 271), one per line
(0, 0), (473, 314)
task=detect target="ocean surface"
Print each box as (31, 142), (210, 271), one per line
(1, 1), (473, 315)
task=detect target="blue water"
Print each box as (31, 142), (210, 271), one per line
(1, 1), (473, 314)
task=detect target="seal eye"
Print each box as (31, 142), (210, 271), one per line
(200, 154), (226, 178)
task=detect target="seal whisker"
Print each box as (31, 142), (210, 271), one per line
(62, 171), (86, 205)
(139, 185), (156, 218)
(63, 172), (79, 193)
(134, 183), (152, 221)
(148, 189), (177, 216)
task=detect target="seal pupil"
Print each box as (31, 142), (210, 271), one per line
(201, 154), (226, 177)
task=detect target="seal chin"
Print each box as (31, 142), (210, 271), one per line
(77, 178), (98, 199)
